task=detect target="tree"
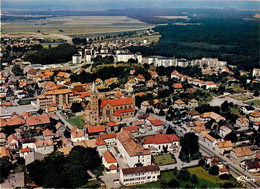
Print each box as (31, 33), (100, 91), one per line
(168, 178), (180, 188)
(179, 132), (200, 162)
(224, 131), (238, 143)
(190, 174), (198, 183)
(160, 179), (168, 188)
(219, 174), (231, 180)
(177, 169), (190, 181)
(0, 157), (13, 181)
(253, 90), (259, 97)
(198, 159), (205, 166)
(71, 103), (83, 113)
(12, 64), (23, 76)
(209, 165), (219, 175)
(159, 109), (165, 116)
(221, 182), (235, 188)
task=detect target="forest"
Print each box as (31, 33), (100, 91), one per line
(26, 44), (77, 64)
(128, 18), (259, 71)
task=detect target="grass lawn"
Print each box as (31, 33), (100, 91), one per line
(17, 99), (36, 105)
(66, 115), (85, 129)
(153, 154), (176, 165)
(132, 166), (238, 188)
(41, 43), (62, 48)
(245, 100), (260, 105)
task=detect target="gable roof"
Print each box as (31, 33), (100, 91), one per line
(88, 126), (106, 134)
(173, 83), (183, 89)
(8, 114), (26, 126)
(143, 133), (180, 144)
(122, 165), (159, 174)
(103, 150), (117, 163)
(100, 97), (133, 108)
(151, 119), (164, 126)
(122, 126), (138, 133)
(232, 147), (253, 157)
(26, 114), (50, 127)
(217, 140), (232, 148)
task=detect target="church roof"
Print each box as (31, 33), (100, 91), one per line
(100, 97), (133, 108)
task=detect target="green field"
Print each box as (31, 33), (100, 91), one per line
(153, 154), (176, 165)
(245, 100), (260, 105)
(2, 16), (153, 37)
(66, 115), (86, 129)
(133, 166), (238, 188)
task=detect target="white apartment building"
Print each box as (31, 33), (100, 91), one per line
(148, 56), (174, 67)
(72, 54), (82, 64)
(120, 165), (160, 186)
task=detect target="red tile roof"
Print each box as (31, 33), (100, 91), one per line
(0, 118), (7, 127)
(7, 134), (18, 144)
(43, 129), (53, 137)
(88, 126), (106, 134)
(8, 115), (26, 126)
(143, 133), (180, 144)
(100, 133), (117, 140)
(72, 130), (84, 138)
(113, 108), (134, 116)
(20, 148), (31, 153)
(151, 119), (164, 126)
(103, 150), (117, 163)
(173, 83), (183, 89)
(137, 74), (145, 80)
(109, 164), (117, 170)
(26, 114), (50, 127)
(21, 111), (32, 119)
(107, 121), (118, 127)
(122, 126), (138, 133)
(96, 138), (106, 146)
(80, 92), (91, 98)
(100, 97), (133, 108)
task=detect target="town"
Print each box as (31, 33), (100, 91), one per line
(0, 30), (260, 188)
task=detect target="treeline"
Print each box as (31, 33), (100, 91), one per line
(27, 146), (101, 188)
(26, 43), (77, 64)
(128, 18), (260, 71)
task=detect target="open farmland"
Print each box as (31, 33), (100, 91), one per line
(2, 16), (154, 39)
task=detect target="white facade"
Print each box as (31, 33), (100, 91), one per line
(175, 58), (189, 67)
(148, 56), (174, 67)
(119, 166), (160, 186)
(117, 53), (135, 62)
(72, 54), (82, 64)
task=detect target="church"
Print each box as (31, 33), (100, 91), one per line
(84, 83), (135, 126)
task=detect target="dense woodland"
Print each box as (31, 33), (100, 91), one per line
(26, 44), (77, 64)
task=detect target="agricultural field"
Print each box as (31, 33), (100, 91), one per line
(2, 16), (153, 39)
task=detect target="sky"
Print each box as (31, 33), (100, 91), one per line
(1, 0), (260, 11)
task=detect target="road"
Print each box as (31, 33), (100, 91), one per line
(147, 112), (260, 188)
(56, 111), (73, 130)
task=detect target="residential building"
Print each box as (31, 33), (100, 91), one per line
(235, 117), (249, 131)
(219, 126), (232, 138)
(37, 89), (80, 110)
(230, 147), (254, 165)
(241, 158), (260, 173)
(102, 150), (118, 174)
(142, 133), (180, 154)
(116, 130), (151, 167)
(215, 140), (232, 155)
(200, 112), (225, 123)
(150, 119), (165, 132)
(148, 56), (174, 67)
(34, 139), (54, 155)
(249, 110), (260, 123)
(119, 165), (160, 186)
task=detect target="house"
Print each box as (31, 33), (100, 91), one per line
(150, 119), (165, 132)
(219, 167), (230, 175)
(253, 122), (260, 131)
(106, 121), (118, 132)
(43, 129), (54, 139)
(122, 126), (138, 133)
(200, 112), (225, 123)
(87, 126), (106, 138)
(142, 133), (180, 154)
(119, 165), (160, 186)
(21, 138), (35, 149)
(173, 83), (183, 93)
(240, 106), (255, 115)
(116, 130), (151, 167)
(205, 81), (217, 90)
(230, 147), (254, 165)
(96, 137), (107, 156)
(186, 110), (200, 119)
(215, 140), (232, 155)
(188, 99), (198, 108)
(0, 133), (6, 144)
(71, 129), (85, 142)
(174, 99), (186, 109)
(241, 158), (260, 173)
(55, 122), (66, 134)
(99, 133), (117, 147)
(204, 134), (216, 149)
(7, 113), (26, 128)
(235, 117), (249, 131)
(249, 110), (260, 123)
(102, 150), (118, 174)
(146, 79), (155, 88)
(34, 139), (54, 155)
(207, 156), (224, 168)
(7, 134), (19, 150)
(19, 148), (32, 158)
(219, 126), (232, 138)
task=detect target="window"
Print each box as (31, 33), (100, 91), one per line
(106, 110), (110, 115)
